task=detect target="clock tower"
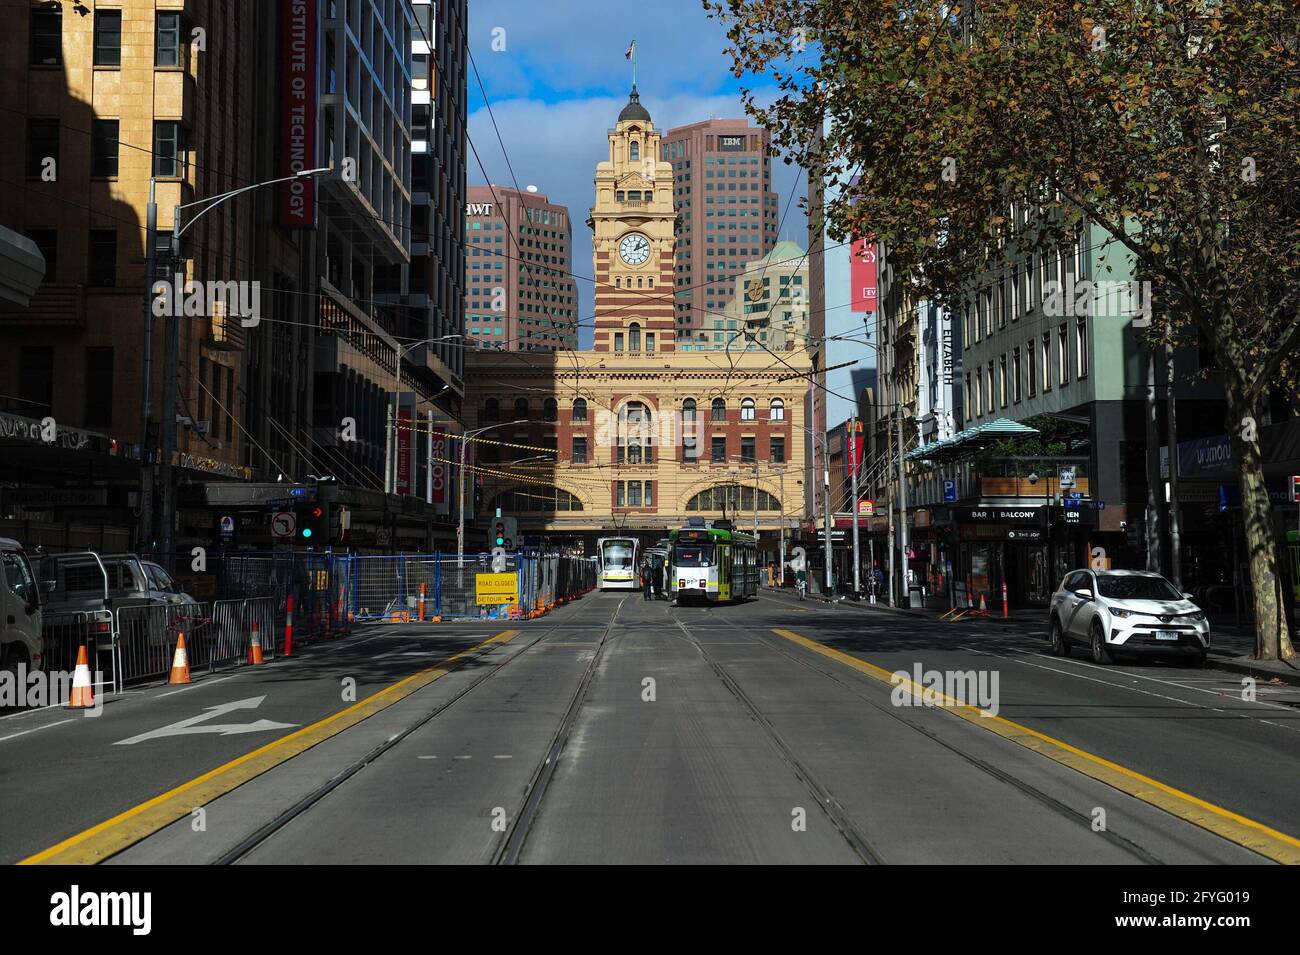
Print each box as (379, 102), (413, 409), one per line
(588, 87), (677, 353)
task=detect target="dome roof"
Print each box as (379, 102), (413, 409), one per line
(618, 86), (651, 123)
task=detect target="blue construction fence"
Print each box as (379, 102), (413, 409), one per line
(203, 549), (595, 629)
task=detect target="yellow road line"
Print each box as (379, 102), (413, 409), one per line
(771, 627), (1300, 864)
(22, 629), (521, 865)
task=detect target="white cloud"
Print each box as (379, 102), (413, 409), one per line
(467, 0), (747, 100)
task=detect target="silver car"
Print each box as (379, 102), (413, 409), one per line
(1048, 569), (1210, 666)
(36, 553), (197, 616)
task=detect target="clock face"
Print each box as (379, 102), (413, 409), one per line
(619, 233), (651, 267)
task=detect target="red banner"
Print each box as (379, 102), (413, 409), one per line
(396, 409), (413, 496)
(850, 237), (877, 313)
(845, 419), (864, 477)
(430, 432), (446, 507)
(280, 0), (318, 228)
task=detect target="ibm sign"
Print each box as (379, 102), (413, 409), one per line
(718, 135), (746, 152)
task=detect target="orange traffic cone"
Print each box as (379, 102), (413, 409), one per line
(248, 621), (264, 665)
(978, 593), (988, 613)
(66, 644), (95, 709)
(168, 632), (192, 685)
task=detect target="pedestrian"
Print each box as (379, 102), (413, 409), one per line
(796, 567), (807, 600)
(640, 561), (652, 601)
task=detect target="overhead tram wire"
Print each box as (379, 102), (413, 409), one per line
(188, 369), (293, 484)
(464, 40), (583, 362)
(719, 163), (809, 394)
(416, 9), (587, 388)
(1, 8), (964, 433)
(0, 63), (1028, 346)
(8, 162), (908, 418)
(3, 159), (949, 400)
(0, 104), (840, 490)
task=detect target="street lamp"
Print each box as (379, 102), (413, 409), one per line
(146, 166), (332, 569)
(383, 335), (465, 497)
(792, 419), (834, 597)
(394, 333), (463, 364)
(456, 419), (529, 578)
(385, 381), (455, 494)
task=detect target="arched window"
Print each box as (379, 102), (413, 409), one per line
(629, 322), (641, 352)
(630, 140), (639, 162)
(685, 485), (780, 512)
(514, 397), (529, 420)
(681, 398), (699, 461)
(572, 398), (588, 422)
(741, 397), (756, 421)
(618, 401), (652, 465)
(711, 397), (727, 422)
(543, 398), (558, 422)
(488, 486), (584, 513)
(483, 397), (499, 422)
(769, 398), (785, 421)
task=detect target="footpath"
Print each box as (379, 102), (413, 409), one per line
(762, 585), (1300, 686)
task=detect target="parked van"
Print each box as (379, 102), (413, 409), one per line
(0, 538), (43, 672)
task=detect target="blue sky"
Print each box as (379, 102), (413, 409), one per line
(464, 0), (809, 349)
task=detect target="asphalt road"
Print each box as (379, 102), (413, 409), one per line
(7, 590), (1297, 864)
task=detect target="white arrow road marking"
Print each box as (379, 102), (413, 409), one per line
(114, 696), (297, 745)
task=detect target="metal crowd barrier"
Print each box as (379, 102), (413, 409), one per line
(114, 602), (210, 687)
(39, 611), (115, 698)
(109, 597), (278, 687)
(204, 596), (278, 670)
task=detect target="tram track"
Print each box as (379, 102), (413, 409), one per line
(710, 612), (1166, 865)
(491, 598), (624, 864)
(212, 597), (623, 865)
(668, 612), (887, 864)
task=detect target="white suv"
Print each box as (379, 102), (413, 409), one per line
(1048, 569), (1210, 666)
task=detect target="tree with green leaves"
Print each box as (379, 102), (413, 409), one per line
(706, 0), (1299, 659)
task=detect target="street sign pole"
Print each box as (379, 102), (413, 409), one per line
(850, 416), (861, 598)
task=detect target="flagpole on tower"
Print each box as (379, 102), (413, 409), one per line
(626, 39), (637, 89)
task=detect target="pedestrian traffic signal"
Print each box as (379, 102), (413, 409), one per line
(296, 503), (328, 542)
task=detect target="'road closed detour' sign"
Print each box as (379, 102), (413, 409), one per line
(475, 572), (517, 604)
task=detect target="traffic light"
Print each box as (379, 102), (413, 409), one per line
(296, 503), (328, 542)
(489, 517), (518, 550)
(1291, 475), (1300, 503)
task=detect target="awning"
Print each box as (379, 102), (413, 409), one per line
(906, 417), (1039, 462)
(0, 223), (45, 311)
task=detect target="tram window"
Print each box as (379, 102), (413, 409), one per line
(674, 545), (714, 567)
(603, 543), (635, 569)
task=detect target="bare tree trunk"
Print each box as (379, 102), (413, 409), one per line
(1228, 391), (1296, 661)
(1144, 348), (1164, 573)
